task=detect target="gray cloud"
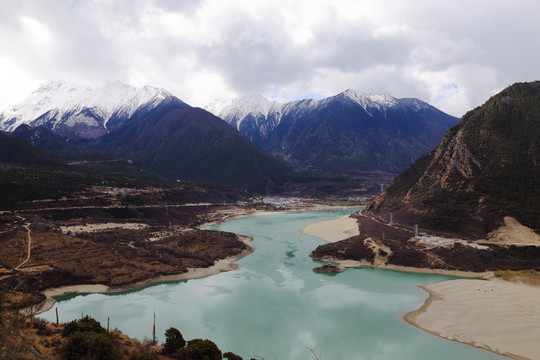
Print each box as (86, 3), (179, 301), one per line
(1, 0), (539, 117)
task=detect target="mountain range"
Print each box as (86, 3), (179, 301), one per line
(365, 81), (540, 237)
(0, 83), (297, 192)
(205, 90), (459, 173)
(1, 81), (459, 193)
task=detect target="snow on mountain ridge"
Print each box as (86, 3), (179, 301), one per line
(204, 93), (284, 128)
(205, 89), (442, 146)
(207, 89), (408, 132)
(333, 89), (399, 115)
(0, 81), (174, 132)
(207, 89), (408, 120)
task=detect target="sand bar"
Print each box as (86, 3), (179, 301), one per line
(405, 279), (540, 360)
(300, 215), (359, 242)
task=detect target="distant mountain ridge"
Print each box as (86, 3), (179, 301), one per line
(0, 82), (292, 192)
(12, 124), (81, 155)
(0, 131), (64, 167)
(206, 90), (459, 173)
(0, 81), (180, 142)
(366, 81), (540, 237)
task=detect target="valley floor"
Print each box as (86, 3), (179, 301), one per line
(3, 202), (539, 360)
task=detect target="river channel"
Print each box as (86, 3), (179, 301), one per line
(39, 210), (506, 359)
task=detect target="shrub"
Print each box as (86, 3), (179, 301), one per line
(62, 315), (105, 337)
(163, 327), (186, 355)
(34, 318), (53, 336)
(175, 338), (222, 360)
(61, 331), (119, 360)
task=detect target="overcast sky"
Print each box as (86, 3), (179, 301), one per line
(1, 0), (539, 117)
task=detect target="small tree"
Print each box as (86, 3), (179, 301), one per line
(175, 338), (222, 360)
(163, 327), (186, 355)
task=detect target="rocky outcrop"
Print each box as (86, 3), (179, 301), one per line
(414, 129), (480, 194)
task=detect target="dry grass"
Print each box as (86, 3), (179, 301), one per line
(494, 269), (540, 286)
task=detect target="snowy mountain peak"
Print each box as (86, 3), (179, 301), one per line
(205, 93), (282, 123)
(338, 89), (398, 108)
(230, 93), (279, 116)
(205, 89), (444, 145)
(0, 81), (177, 138)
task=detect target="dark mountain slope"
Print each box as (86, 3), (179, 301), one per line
(212, 90), (459, 174)
(1, 127), (167, 209)
(12, 124), (81, 154)
(0, 131), (63, 167)
(93, 102), (292, 192)
(0, 131), (84, 208)
(366, 81), (540, 237)
(267, 95), (458, 173)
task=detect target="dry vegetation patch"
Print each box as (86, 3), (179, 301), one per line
(494, 269), (540, 286)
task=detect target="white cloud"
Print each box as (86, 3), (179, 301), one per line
(0, 58), (42, 110)
(20, 16), (54, 47)
(0, 0), (539, 117)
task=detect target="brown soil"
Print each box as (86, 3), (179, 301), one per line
(0, 187), (250, 312)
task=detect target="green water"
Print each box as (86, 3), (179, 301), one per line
(39, 211), (506, 359)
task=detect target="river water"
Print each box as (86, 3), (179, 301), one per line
(39, 210), (505, 359)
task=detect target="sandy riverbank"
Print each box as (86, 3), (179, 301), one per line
(301, 212), (540, 359)
(404, 279), (540, 360)
(32, 234), (254, 315)
(34, 207), (325, 314)
(300, 215), (360, 242)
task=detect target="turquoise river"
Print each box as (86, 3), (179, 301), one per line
(40, 210), (506, 360)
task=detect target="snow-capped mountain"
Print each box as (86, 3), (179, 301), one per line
(206, 89), (459, 173)
(205, 89), (434, 143)
(205, 94), (286, 142)
(205, 93), (280, 120)
(0, 81), (180, 141)
(205, 93), (282, 134)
